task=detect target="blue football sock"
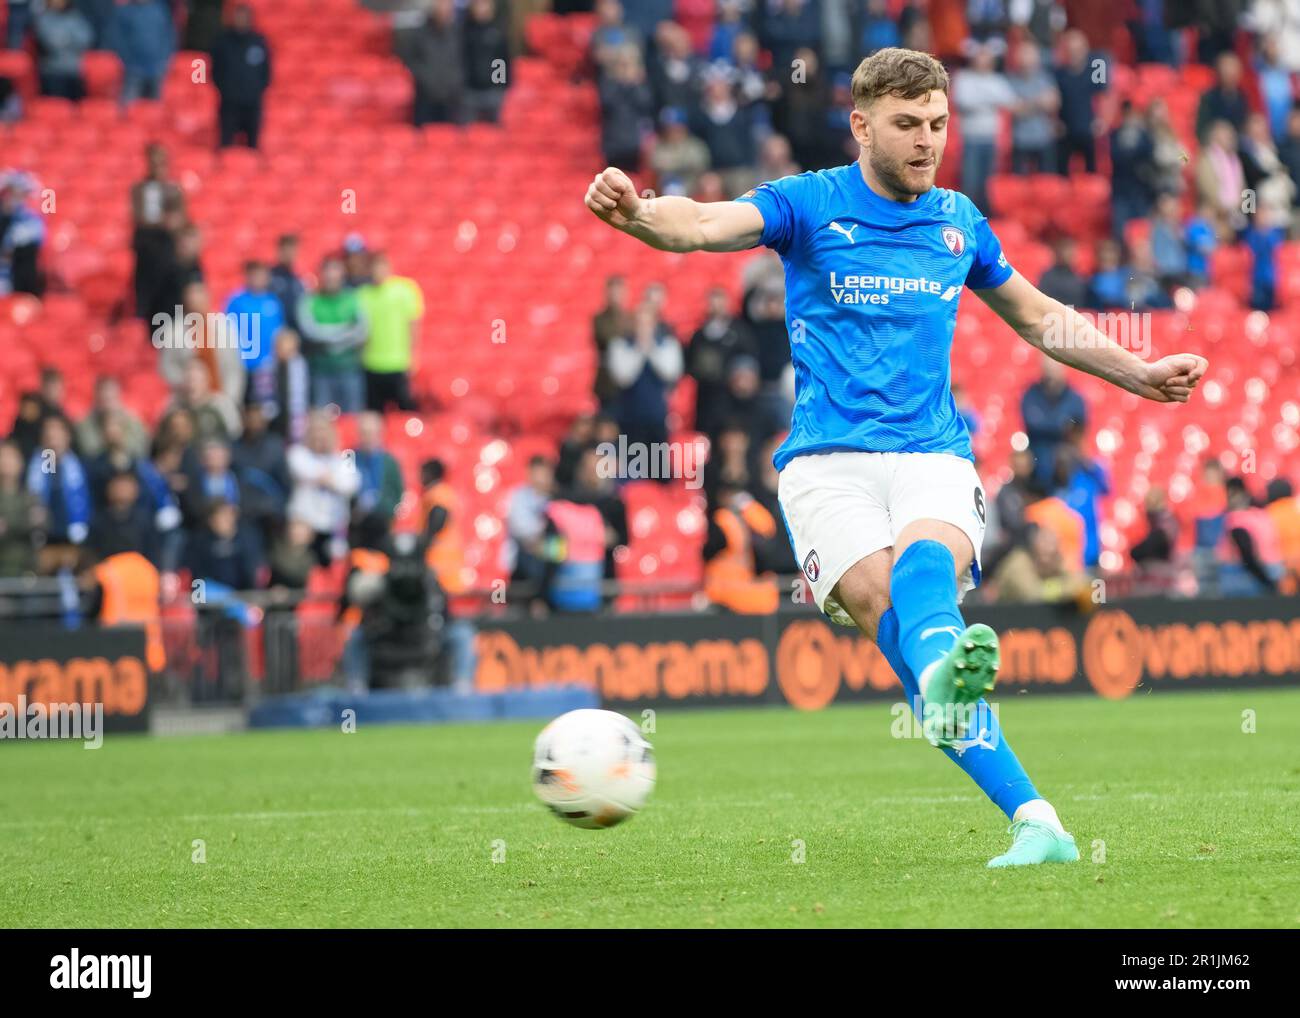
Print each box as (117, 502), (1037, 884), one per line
(889, 540), (966, 692)
(877, 605), (1040, 819)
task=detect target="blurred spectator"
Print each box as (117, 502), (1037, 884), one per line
(555, 414), (595, 489)
(1085, 237), (1128, 308)
(708, 0), (745, 62)
(187, 436), (242, 521)
(702, 418), (754, 497)
(693, 71), (758, 189)
(350, 411), (403, 524)
(1264, 477), (1300, 590)
(651, 107), (711, 196)
(298, 256), (368, 413)
(954, 42), (1015, 213)
(591, 0), (642, 75)
(1146, 98), (1187, 197)
(688, 286), (758, 438)
(1184, 199), (1220, 287)
(183, 0), (224, 53)
(0, 439), (44, 577)
(78, 377), (149, 461)
(599, 44), (654, 170)
(396, 0), (464, 126)
(0, 170), (46, 296)
(592, 275), (632, 408)
(1244, 204), (1286, 311)
(267, 517), (316, 592)
(419, 457), (466, 598)
(1281, 105), (1300, 198)
(265, 328), (310, 444)
(1109, 100), (1156, 239)
(462, 0), (508, 123)
(983, 447), (1040, 577)
(607, 302), (683, 467)
(760, 0), (821, 72)
(5, 0), (35, 50)
(1149, 192), (1189, 287)
(563, 444), (629, 586)
(342, 234), (372, 289)
(953, 382), (981, 437)
(992, 523), (1087, 604)
(25, 415), (91, 566)
(722, 30), (771, 112)
(1196, 51), (1250, 138)
(157, 280), (247, 407)
(112, 0), (176, 104)
(712, 355), (778, 450)
(211, 3), (272, 148)
(772, 47), (833, 173)
(168, 359), (242, 444)
(1218, 476), (1282, 595)
(186, 499), (262, 591)
(1240, 111), (1296, 218)
(1008, 42), (1059, 175)
(861, 0), (901, 53)
(649, 20), (701, 113)
(1053, 28), (1104, 175)
(225, 259), (284, 403)
(703, 476), (778, 614)
(1246, 1), (1300, 73)
(230, 403), (289, 535)
(1055, 424), (1109, 569)
(84, 409), (144, 505)
(1038, 235), (1087, 307)
(34, 0), (92, 99)
(1021, 355), (1086, 489)
(269, 234), (305, 335)
(286, 412), (360, 564)
(1129, 0), (1176, 64)
(1130, 485), (1178, 564)
(130, 144), (185, 319)
(359, 252), (424, 412)
(88, 470), (158, 563)
(1255, 36), (1293, 140)
(149, 221), (205, 330)
(1126, 238), (1173, 310)
(751, 431), (796, 574)
(504, 455), (556, 608)
(745, 282), (793, 430)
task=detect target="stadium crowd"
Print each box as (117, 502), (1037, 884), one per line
(1, 0), (1299, 694)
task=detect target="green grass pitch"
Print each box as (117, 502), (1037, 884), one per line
(3, 689), (1298, 928)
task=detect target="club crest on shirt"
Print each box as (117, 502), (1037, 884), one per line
(941, 226), (966, 257)
(802, 549), (821, 582)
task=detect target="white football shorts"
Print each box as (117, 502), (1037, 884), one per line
(776, 450), (988, 627)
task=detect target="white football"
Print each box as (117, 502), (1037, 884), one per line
(532, 709), (656, 829)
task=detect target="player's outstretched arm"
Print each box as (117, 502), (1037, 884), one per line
(584, 167), (765, 253)
(975, 271), (1209, 403)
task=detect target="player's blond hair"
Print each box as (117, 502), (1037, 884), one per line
(850, 47), (950, 112)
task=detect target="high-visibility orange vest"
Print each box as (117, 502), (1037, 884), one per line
(422, 482), (465, 594)
(704, 502), (779, 614)
(342, 547), (390, 627)
(93, 551), (165, 672)
(1025, 496), (1086, 573)
(1218, 506), (1282, 566)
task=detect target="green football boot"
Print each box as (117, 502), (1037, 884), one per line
(920, 623), (999, 748)
(987, 819), (1081, 868)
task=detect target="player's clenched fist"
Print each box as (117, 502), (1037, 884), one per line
(585, 167), (642, 229)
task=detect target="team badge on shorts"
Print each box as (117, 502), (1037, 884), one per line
(802, 549), (821, 582)
(941, 226), (965, 256)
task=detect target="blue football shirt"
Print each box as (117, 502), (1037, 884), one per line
(735, 163), (1014, 470)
